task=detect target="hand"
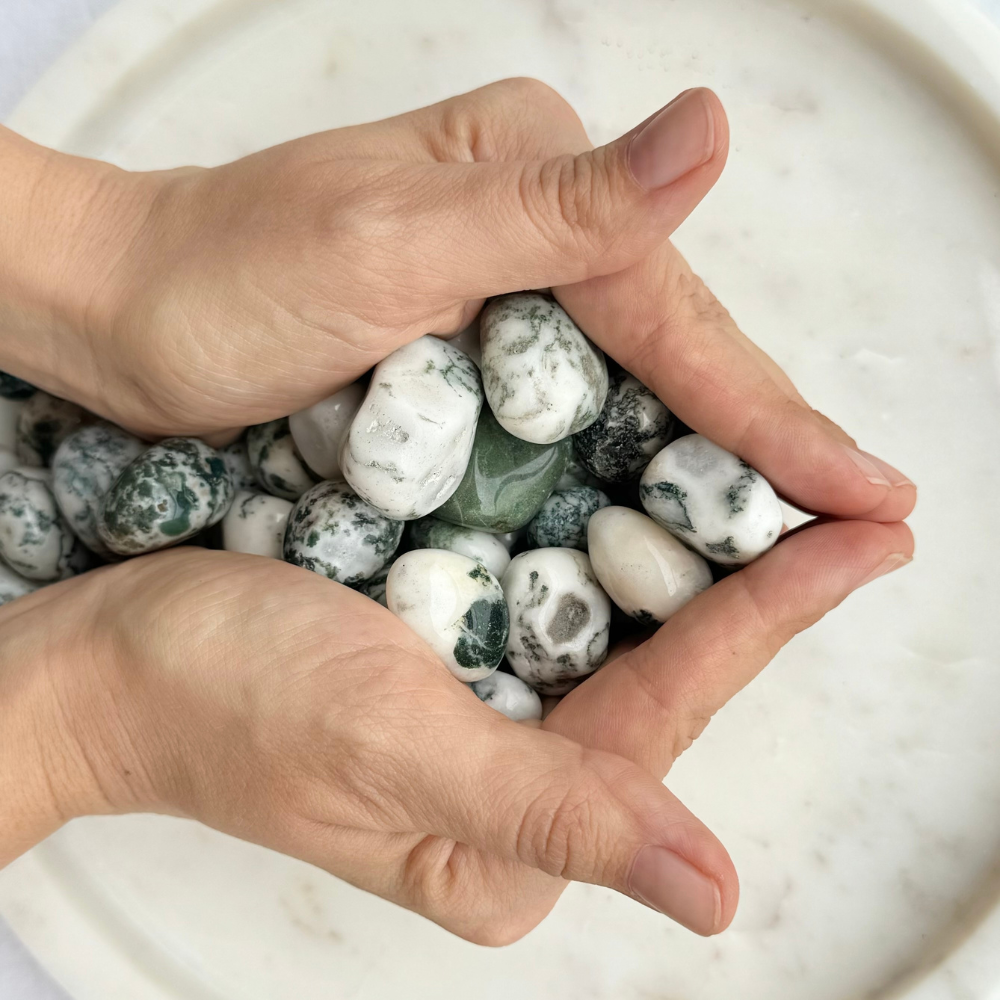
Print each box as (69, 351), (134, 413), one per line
(0, 80), (914, 518)
(0, 513), (912, 943)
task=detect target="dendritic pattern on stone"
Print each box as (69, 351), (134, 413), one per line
(0, 469), (85, 581)
(247, 417), (320, 501)
(407, 515), (511, 580)
(16, 391), (92, 467)
(0, 560), (39, 606)
(221, 489), (293, 559)
(587, 506), (713, 624)
(471, 670), (543, 721)
(289, 381), (366, 481)
(573, 369), (674, 482)
(220, 438), (258, 491)
(639, 434), (783, 566)
(340, 336), (483, 520)
(0, 371), (36, 401)
(501, 548), (611, 695)
(357, 563), (390, 607)
(283, 480), (403, 586)
(526, 486), (611, 551)
(99, 438), (234, 556)
(52, 423), (145, 556)
(479, 293), (609, 445)
(387, 549), (509, 682)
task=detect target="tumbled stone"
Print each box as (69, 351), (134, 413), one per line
(220, 438), (258, 491)
(407, 516), (511, 580)
(357, 564), (390, 607)
(433, 406), (571, 533)
(222, 489), (293, 559)
(471, 670), (543, 721)
(387, 549), (509, 682)
(573, 369), (674, 482)
(588, 506), (713, 625)
(479, 293), (608, 444)
(640, 434), (783, 566)
(284, 480), (403, 585)
(52, 423), (145, 556)
(444, 316), (482, 368)
(99, 438), (234, 555)
(0, 560), (39, 606)
(527, 486), (611, 552)
(555, 448), (602, 491)
(502, 548), (611, 695)
(0, 469), (85, 580)
(0, 448), (18, 477)
(0, 371), (36, 400)
(16, 391), (92, 467)
(340, 336), (483, 520)
(289, 381), (366, 481)
(247, 417), (319, 501)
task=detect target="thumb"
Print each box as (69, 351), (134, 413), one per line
(394, 88), (729, 298)
(398, 712), (737, 936)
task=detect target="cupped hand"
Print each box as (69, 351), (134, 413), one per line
(2, 513), (911, 944)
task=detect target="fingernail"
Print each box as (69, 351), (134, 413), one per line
(843, 446), (913, 489)
(627, 89), (716, 191)
(859, 552), (912, 588)
(628, 845), (721, 935)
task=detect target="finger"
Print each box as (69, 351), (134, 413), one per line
(555, 243), (916, 521)
(394, 699), (738, 935)
(547, 519), (914, 778)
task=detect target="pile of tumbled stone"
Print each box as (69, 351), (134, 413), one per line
(0, 293), (783, 722)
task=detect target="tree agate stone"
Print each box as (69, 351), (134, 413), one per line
(406, 515), (511, 580)
(433, 406), (571, 533)
(526, 486), (611, 552)
(247, 417), (320, 501)
(471, 670), (542, 721)
(16, 391), (92, 467)
(99, 438), (234, 556)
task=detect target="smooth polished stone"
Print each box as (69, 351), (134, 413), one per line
(0, 371), (36, 400)
(0, 398), (24, 452)
(573, 369), (674, 482)
(358, 563), (390, 606)
(52, 423), (146, 556)
(479, 293), (608, 444)
(222, 489), (293, 559)
(0, 560), (39, 606)
(406, 516), (511, 580)
(99, 438), (234, 556)
(0, 469), (85, 581)
(284, 480), (403, 586)
(219, 438), (258, 491)
(527, 486), (611, 552)
(16, 391), (92, 467)
(247, 417), (319, 501)
(387, 549), (509, 682)
(433, 406), (571, 533)
(340, 336), (483, 520)
(471, 670), (543, 722)
(502, 548), (611, 695)
(443, 317), (482, 368)
(588, 506), (714, 625)
(640, 434), (783, 566)
(289, 381), (366, 480)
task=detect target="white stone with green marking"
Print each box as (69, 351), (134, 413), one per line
(289, 381), (365, 481)
(222, 489), (293, 559)
(247, 418), (320, 501)
(406, 516), (511, 580)
(471, 671), (542, 721)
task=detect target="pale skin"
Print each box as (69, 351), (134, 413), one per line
(0, 80), (915, 942)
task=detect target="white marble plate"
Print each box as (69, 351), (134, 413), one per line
(3, 0), (1000, 997)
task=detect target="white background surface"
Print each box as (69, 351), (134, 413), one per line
(1, 0), (1000, 997)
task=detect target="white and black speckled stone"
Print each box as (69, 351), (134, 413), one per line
(283, 480), (403, 586)
(99, 438), (234, 556)
(588, 506), (714, 625)
(526, 486), (611, 552)
(387, 549), (509, 682)
(357, 563), (391, 607)
(479, 293), (608, 445)
(406, 516), (511, 580)
(471, 670), (543, 721)
(222, 489), (293, 559)
(340, 336), (483, 520)
(247, 417), (320, 501)
(0, 560), (39, 606)
(0, 469), (86, 581)
(502, 548), (611, 696)
(52, 423), (146, 556)
(640, 435), (783, 566)
(220, 438), (258, 491)
(0, 371), (36, 401)
(289, 381), (366, 481)
(573, 370), (674, 482)
(16, 391), (93, 467)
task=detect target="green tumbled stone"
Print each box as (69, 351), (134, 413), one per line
(433, 407), (571, 533)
